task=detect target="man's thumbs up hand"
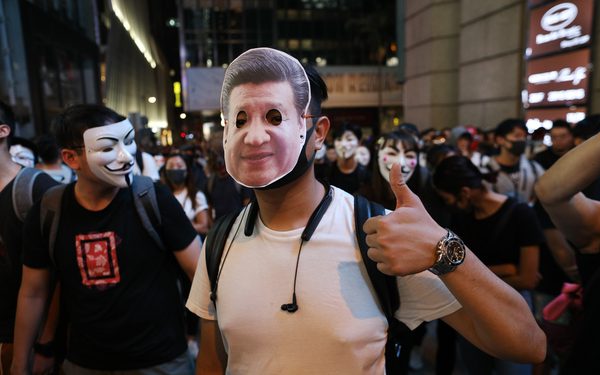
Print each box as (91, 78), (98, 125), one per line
(363, 164), (446, 276)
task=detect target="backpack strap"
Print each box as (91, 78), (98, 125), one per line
(40, 184), (68, 265)
(354, 194), (399, 320)
(13, 167), (42, 222)
(206, 208), (244, 305)
(131, 175), (165, 252)
(354, 194), (407, 373)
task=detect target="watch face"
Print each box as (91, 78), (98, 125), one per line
(446, 239), (466, 265)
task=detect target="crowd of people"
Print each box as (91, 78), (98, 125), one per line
(0, 46), (598, 375)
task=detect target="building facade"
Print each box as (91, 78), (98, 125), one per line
(403, 0), (599, 130)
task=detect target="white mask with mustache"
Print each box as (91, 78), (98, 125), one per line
(83, 119), (137, 188)
(334, 131), (359, 159)
(377, 144), (418, 183)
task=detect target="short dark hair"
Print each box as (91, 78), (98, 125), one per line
(304, 65), (328, 122)
(494, 118), (527, 138)
(433, 155), (485, 195)
(333, 122), (362, 141)
(35, 134), (61, 164)
(52, 104), (126, 149)
(551, 119), (573, 134)
(572, 115), (600, 141)
(0, 100), (16, 145)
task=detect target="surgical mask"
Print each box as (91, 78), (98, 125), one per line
(507, 140), (526, 156)
(166, 169), (187, 185)
(82, 119), (137, 188)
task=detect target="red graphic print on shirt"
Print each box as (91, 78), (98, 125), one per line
(75, 232), (120, 287)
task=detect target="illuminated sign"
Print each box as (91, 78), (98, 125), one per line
(525, 49), (590, 107)
(525, 106), (586, 132)
(526, 0), (594, 58)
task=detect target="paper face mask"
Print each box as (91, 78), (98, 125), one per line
(220, 48), (310, 188)
(334, 131), (359, 159)
(377, 141), (418, 183)
(82, 119), (137, 188)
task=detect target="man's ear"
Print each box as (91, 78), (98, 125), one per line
(0, 124), (11, 140)
(313, 116), (330, 150)
(62, 149), (81, 170)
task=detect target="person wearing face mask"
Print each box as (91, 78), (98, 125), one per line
(186, 48), (546, 375)
(328, 123), (370, 194)
(480, 119), (545, 205)
(433, 155), (543, 375)
(11, 104), (201, 375)
(164, 154), (210, 236)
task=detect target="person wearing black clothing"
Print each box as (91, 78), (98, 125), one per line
(534, 120), (574, 170)
(329, 123), (370, 194)
(11, 105), (201, 375)
(0, 101), (59, 374)
(434, 155), (543, 375)
(535, 118), (600, 375)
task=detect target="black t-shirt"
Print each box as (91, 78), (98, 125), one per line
(0, 171), (57, 343)
(329, 163), (371, 195)
(23, 182), (197, 370)
(533, 148), (561, 170)
(451, 198), (544, 266)
(206, 174), (253, 220)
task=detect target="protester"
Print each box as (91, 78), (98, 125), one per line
(0, 101), (59, 375)
(433, 155), (543, 374)
(11, 104), (201, 375)
(535, 120), (600, 374)
(186, 47), (545, 374)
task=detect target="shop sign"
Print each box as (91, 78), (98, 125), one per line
(525, 49), (590, 107)
(526, 0), (594, 58)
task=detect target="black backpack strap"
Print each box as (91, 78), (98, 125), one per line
(355, 194), (408, 374)
(206, 208), (243, 306)
(40, 184), (68, 265)
(354, 194), (400, 320)
(131, 175), (165, 251)
(13, 167), (42, 222)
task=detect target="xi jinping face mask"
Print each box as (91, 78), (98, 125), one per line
(82, 119), (137, 188)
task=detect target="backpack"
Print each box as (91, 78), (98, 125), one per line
(12, 167), (43, 222)
(204, 193), (408, 374)
(39, 175), (165, 264)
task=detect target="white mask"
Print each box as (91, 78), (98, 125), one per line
(82, 119), (137, 188)
(10, 145), (35, 168)
(355, 146), (370, 166)
(220, 48), (311, 188)
(377, 142), (418, 183)
(315, 145), (327, 160)
(334, 131), (359, 159)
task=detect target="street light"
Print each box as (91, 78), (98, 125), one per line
(148, 96), (157, 104)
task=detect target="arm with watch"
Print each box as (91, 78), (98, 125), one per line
(364, 164), (546, 364)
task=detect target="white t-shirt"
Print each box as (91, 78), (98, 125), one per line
(174, 189), (209, 222)
(187, 187), (460, 374)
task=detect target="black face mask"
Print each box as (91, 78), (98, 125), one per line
(507, 140), (527, 156)
(258, 125), (317, 190)
(166, 169), (187, 185)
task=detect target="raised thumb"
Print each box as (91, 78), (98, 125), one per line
(390, 163), (415, 209)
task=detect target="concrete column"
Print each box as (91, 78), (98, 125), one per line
(403, 0), (460, 130)
(457, 0), (526, 129)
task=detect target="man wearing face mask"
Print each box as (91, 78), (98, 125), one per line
(480, 119), (545, 205)
(12, 105), (201, 375)
(186, 48), (545, 375)
(329, 123), (370, 194)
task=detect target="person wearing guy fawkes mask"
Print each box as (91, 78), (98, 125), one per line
(12, 104), (201, 375)
(328, 122), (370, 194)
(480, 119), (545, 205)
